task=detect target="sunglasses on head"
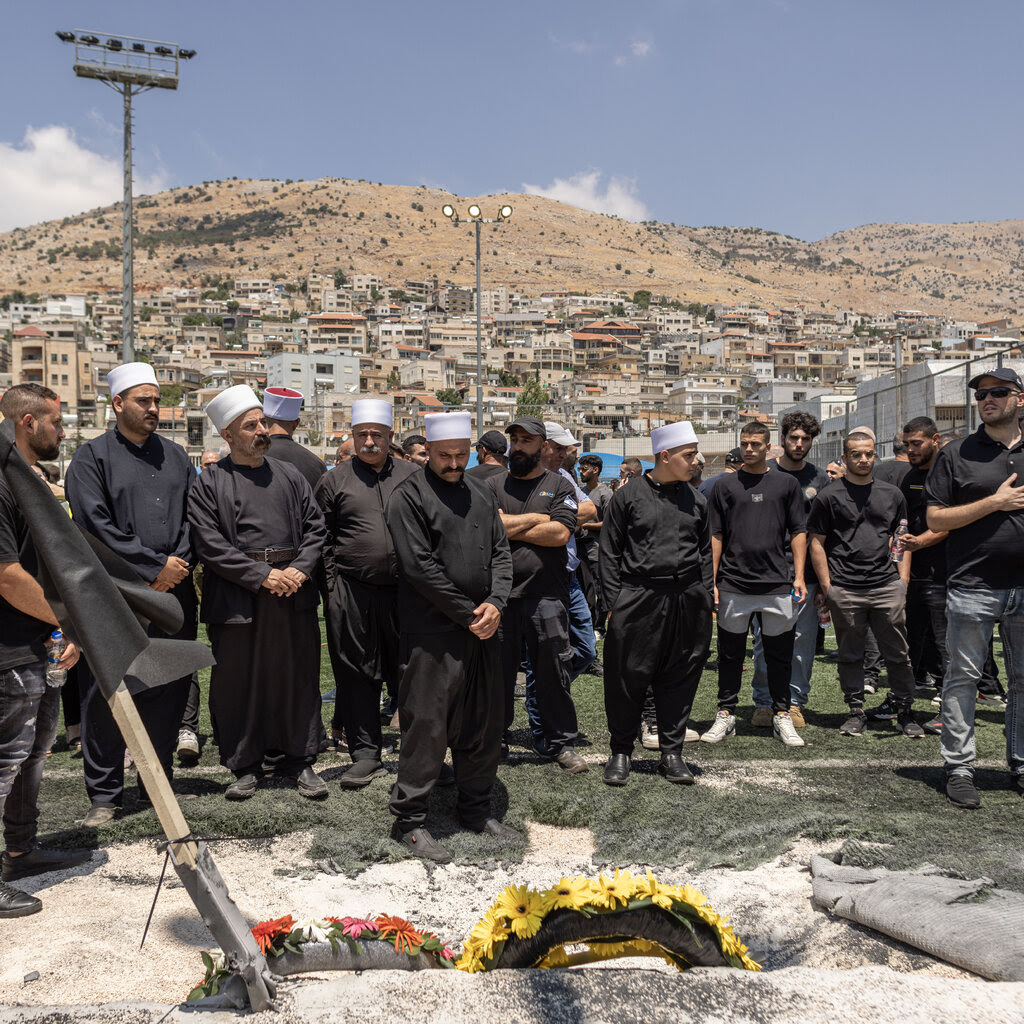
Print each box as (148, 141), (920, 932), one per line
(974, 387), (1020, 401)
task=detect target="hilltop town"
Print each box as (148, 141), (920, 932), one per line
(1, 178), (1021, 467)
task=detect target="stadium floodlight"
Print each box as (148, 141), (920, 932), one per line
(56, 30), (195, 362)
(438, 203), (515, 431)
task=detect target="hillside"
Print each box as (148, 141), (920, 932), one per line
(1, 176), (1022, 319)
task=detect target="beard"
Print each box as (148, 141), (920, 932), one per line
(31, 435), (61, 461)
(509, 448), (542, 477)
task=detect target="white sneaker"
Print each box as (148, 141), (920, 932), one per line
(976, 692), (1007, 709)
(640, 721), (660, 750)
(700, 711), (736, 744)
(773, 711), (805, 747)
(684, 727), (699, 743)
(177, 727), (200, 759)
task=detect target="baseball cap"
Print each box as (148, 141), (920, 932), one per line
(967, 366), (1024, 391)
(724, 447), (743, 466)
(475, 429), (507, 453)
(506, 416), (546, 438)
(542, 421), (579, 446)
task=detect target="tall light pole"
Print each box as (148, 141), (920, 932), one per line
(57, 30), (196, 362)
(441, 202), (513, 432)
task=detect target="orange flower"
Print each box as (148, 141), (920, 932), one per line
(374, 914), (424, 954)
(250, 914), (295, 954)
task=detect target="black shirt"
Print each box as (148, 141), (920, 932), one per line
(901, 465), (945, 583)
(807, 478), (907, 589)
(710, 468), (807, 595)
(465, 462), (507, 482)
(874, 459), (913, 487)
(599, 471), (713, 609)
(0, 477), (50, 671)
(766, 458), (830, 586)
(924, 425), (1024, 590)
(266, 434), (327, 490)
(386, 466), (513, 633)
(64, 428), (194, 582)
(578, 482), (614, 565)
(314, 454), (419, 586)
(487, 469), (578, 600)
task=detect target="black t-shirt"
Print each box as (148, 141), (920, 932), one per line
(767, 458), (830, 586)
(924, 426), (1024, 590)
(807, 478), (907, 588)
(900, 465), (945, 583)
(0, 477), (51, 671)
(465, 462), (507, 482)
(874, 459), (912, 487)
(487, 469), (578, 600)
(710, 468), (807, 595)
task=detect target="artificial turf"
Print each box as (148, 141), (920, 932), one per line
(36, 622), (1022, 888)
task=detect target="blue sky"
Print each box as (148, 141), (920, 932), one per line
(2, 0), (1022, 240)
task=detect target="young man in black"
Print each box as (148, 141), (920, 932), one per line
(808, 432), (923, 737)
(487, 417), (586, 773)
(750, 412), (830, 727)
(704, 421), (808, 748)
(0, 384), (90, 917)
(925, 367), (1024, 808)
(599, 421), (713, 786)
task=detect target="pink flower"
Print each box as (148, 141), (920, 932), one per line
(337, 916), (376, 939)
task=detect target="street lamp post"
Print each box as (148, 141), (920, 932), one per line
(441, 203), (513, 433)
(57, 30), (196, 363)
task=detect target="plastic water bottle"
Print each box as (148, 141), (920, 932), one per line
(891, 518), (909, 563)
(817, 604), (831, 628)
(45, 630), (67, 688)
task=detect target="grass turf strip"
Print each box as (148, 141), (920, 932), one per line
(36, 626), (1021, 888)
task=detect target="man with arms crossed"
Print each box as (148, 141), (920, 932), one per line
(925, 367), (1024, 808)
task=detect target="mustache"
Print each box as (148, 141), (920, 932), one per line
(360, 444), (382, 454)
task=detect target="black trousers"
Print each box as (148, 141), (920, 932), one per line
(604, 582), (712, 755)
(324, 574), (402, 761)
(499, 595), (578, 754)
(717, 626), (794, 714)
(80, 578), (196, 806)
(907, 580), (947, 685)
(390, 630), (503, 830)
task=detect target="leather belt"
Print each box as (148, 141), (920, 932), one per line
(245, 547), (296, 564)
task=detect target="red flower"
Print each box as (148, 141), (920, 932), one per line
(374, 914), (423, 955)
(251, 914), (295, 954)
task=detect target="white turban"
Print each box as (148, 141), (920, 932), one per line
(424, 411), (472, 442)
(351, 399), (393, 428)
(651, 421), (698, 455)
(205, 385), (262, 432)
(107, 361), (157, 398)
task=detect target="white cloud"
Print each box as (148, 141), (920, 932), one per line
(0, 125), (168, 232)
(630, 40), (652, 58)
(522, 170), (649, 221)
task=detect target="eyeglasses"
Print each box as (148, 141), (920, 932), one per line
(974, 387), (1020, 401)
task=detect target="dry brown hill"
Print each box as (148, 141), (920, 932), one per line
(1, 177), (1021, 319)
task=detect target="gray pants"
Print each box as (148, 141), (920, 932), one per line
(827, 578), (915, 708)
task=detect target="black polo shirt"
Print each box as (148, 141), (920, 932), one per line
(807, 478), (906, 589)
(924, 426), (1024, 589)
(901, 465), (945, 583)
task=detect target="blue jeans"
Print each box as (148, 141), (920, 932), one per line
(752, 585), (818, 708)
(942, 586), (1024, 779)
(524, 577), (596, 743)
(0, 660), (59, 852)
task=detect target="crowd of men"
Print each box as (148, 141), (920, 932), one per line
(1, 362), (1021, 912)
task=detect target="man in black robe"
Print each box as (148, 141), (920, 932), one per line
(263, 387), (327, 489)
(599, 421), (714, 787)
(64, 362), (198, 826)
(385, 412), (517, 862)
(187, 385), (327, 800)
(314, 399), (417, 788)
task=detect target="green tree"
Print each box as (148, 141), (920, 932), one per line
(516, 376), (548, 418)
(632, 289), (651, 309)
(435, 388), (463, 408)
(387, 368), (401, 389)
(160, 383), (183, 407)
(611, 303), (626, 316)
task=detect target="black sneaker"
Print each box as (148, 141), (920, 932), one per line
(865, 696), (898, 721)
(1, 847), (91, 882)
(897, 708), (925, 738)
(0, 881), (41, 918)
(392, 825), (451, 863)
(946, 774), (981, 809)
(339, 760), (387, 789)
(839, 709), (867, 736)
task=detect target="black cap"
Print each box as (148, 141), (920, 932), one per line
(968, 366), (1024, 391)
(506, 416), (546, 438)
(725, 446), (743, 465)
(475, 429), (507, 453)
